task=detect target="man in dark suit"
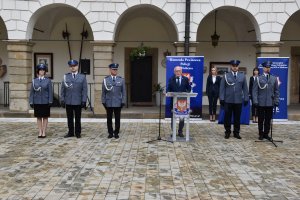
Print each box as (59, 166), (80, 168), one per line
(167, 66), (191, 137)
(219, 60), (249, 139)
(60, 59), (88, 138)
(252, 61), (279, 140)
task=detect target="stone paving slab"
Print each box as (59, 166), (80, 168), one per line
(0, 119), (299, 200)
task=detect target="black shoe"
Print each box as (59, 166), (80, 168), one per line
(64, 133), (74, 138)
(234, 134), (242, 139)
(258, 135), (264, 140)
(263, 135), (271, 140)
(114, 134), (119, 139)
(225, 132), (230, 139)
(178, 133), (184, 137)
(76, 135), (81, 138)
(108, 134), (113, 139)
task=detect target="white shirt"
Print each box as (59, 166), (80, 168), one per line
(212, 75), (216, 84)
(176, 76), (182, 85)
(111, 75), (117, 81)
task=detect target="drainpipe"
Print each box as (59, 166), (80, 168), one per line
(184, 0), (191, 56)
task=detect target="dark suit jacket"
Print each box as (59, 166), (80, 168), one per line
(249, 76), (256, 99)
(167, 75), (191, 93)
(206, 75), (221, 97)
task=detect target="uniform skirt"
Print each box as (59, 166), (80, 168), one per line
(34, 104), (50, 118)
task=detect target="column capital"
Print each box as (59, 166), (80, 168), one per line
(173, 41), (198, 56)
(90, 40), (115, 47)
(5, 40), (35, 52)
(255, 42), (284, 57)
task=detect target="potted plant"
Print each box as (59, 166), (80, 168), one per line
(130, 46), (150, 61)
(153, 83), (166, 106)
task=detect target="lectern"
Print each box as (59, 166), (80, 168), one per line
(166, 92), (198, 141)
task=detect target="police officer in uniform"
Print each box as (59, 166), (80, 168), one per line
(219, 60), (249, 139)
(252, 61), (280, 140)
(29, 63), (53, 138)
(102, 63), (126, 139)
(60, 59), (87, 138)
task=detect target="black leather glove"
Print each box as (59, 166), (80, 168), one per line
(81, 102), (86, 110)
(102, 103), (106, 108)
(220, 100), (225, 107)
(48, 103), (52, 107)
(274, 102), (279, 107)
(121, 103), (125, 108)
(243, 101), (248, 106)
(61, 101), (65, 108)
(30, 104), (34, 109)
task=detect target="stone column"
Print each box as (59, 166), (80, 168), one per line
(255, 42), (283, 57)
(91, 41), (115, 115)
(7, 41), (34, 112)
(174, 42), (198, 56)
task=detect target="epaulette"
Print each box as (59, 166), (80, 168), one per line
(65, 72), (71, 75)
(105, 75), (110, 78)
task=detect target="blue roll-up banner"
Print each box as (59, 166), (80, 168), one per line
(257, 57), (289, 120)
(165, 56), (204, 118)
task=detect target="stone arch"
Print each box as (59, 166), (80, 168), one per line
(196, 6), (260, 105)
(114, 4), (178, 42)
(0, 16), (9, 98)
(280, 10), (300, 104)
(196, 6), (260, 43)
(26, 3), (94, 40)
(112, 4), (178, 106)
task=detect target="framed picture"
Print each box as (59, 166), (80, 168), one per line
(34, 53), (53, 79)
(210, 62), (231, 76)
(239, 67), (247, 74)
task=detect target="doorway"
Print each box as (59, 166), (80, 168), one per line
(291, 47), (300, 104)
(130, 56), (153, 104)
(125, 48), (158, 106)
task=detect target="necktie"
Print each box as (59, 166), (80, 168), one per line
(113, 76), (115, 82)
(266, 74), (269, 80)
(234, 73), (237, 79)
(176, 77), (180, 87)
(39, 78), (41, 82)
(73, 74), (75, 79)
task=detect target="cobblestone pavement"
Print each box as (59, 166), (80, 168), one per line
(0, 119), (300, 200)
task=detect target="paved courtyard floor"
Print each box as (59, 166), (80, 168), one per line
(0, 118), (300, 200)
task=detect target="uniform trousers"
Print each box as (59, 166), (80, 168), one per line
(257, 106), (273, 136)
(224, 103), (242, 135)
(250, 98), (258, 117)
(106, 107), (121, 135)
(66, 105), (82, 136)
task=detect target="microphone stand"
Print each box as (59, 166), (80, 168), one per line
(255, 106), (283, 147)
(147, 90), (173, 143)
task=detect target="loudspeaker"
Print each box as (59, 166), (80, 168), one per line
(80, 59), (90, 74)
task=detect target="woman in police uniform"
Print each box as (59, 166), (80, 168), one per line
(29, 64), (53, 138)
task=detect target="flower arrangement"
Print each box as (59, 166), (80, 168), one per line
(130, 46), (150, 61)
(153, 83), (164, 92)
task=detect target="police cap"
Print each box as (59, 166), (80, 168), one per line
(68, 59), (78, 66)
(262, 61), (272, 68)
(109, 63), (119, 69)
(36, 63), (48, 72)
(230, 60), (240, 66)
